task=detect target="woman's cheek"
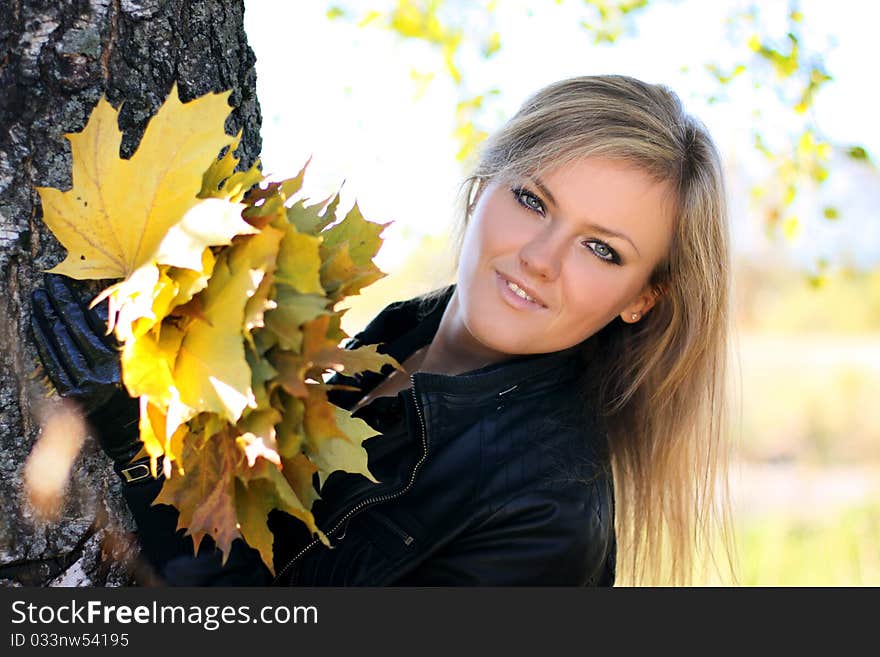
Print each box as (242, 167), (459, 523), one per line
(479, 204), (542, 254)
(562, 265), (622, 321)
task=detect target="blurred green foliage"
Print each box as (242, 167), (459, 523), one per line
(734, 502), (880, 586)
(734, 260), (880, 332)
(735, 347), (880, 464)
(693, 502), (880, 586)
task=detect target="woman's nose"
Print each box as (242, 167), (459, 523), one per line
(519, 230), (563, 281)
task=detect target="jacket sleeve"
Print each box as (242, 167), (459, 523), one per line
(118, 471), (271, 586)
(394, 484), (615, 586)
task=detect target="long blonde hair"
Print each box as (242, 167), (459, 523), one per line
(455, 75), (738, 586)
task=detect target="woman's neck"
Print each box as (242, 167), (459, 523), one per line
(418, 290), (510, 376)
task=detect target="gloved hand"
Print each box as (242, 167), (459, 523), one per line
(31, 274), (141, 466)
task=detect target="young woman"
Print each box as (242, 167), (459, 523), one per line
(31, 74), (737, 586)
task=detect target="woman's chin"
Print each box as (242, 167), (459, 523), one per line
(461, 318), (538, 358)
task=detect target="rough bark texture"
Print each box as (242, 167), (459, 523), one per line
(0, 0), (261, 586)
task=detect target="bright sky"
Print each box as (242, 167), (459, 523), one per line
(243, 0), (880, 273)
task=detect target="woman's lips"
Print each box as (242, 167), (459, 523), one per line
(495, 271), (548, 310)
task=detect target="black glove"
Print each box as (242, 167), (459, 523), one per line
(31, 274), (141, 466)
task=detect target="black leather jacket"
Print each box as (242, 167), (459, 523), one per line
(119, 286), (617, 586)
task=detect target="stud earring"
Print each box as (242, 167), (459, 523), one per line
(631, 312), (640, 321)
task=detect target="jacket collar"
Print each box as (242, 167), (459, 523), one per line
(333, 285), (595, 407)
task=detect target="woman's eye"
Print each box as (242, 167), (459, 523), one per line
(512, 188), (545, 215)
(584, 240), (620, 264)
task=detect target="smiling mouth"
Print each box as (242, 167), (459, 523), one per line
(496, 271), (547, 308)
(507, 279), (539, 303)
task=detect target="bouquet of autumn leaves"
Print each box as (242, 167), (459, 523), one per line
(35, 85), (400, 574)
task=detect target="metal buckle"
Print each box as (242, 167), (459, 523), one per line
(120, 463), (152, 483)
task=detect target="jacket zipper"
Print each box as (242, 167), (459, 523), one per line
(272, 375), (428, 585)
(370, 509), (415, 546)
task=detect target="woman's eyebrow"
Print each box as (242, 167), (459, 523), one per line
(584, 222), (641, 257)
(531, 176), (558, 208)
(531, 175), (641, 257)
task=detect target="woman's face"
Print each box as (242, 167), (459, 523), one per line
(455, 156), (676, 356)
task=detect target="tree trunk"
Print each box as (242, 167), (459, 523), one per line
(0, 0), (261, 586)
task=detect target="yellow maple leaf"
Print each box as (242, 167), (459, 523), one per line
(154, 426), (244, 560)
(263, 287), (328, 352)
(37, 84), (238, 280)
(320, 242), (363, 296)
(313, 407), (380, 489)
(243, 275), (275, 344)
(302, 387), (379, 488)
(285, 193), (338, 235)
(272, 315), (400, 395)
(199, 130), (264, 203)
(320, 202), (389, 264)
(239, 225), (285, 347)
(281, 452), (320, 509)
(137, 399), (168, 463)
(169, 250), (216, 308)
(152, 198), (257, 271)
(244, 343), (278, 409)
(236, 407), (283, 468)
(235, 461), (327, 574)
(121, 322), (185, 406)
(94, 198), (257, 342)
(318, 202), (389, 299)
(275, 226), (324, 295)
(139, 399), (188, 473)
(242, 168), (308, 224)
(174, 230), (281, 423)
(275, 394), (305, 459)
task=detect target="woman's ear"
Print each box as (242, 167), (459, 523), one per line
(620, 282), (665, 323)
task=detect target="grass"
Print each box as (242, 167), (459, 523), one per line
(739, 503), (880, 586)
(696, 502), (880, 586)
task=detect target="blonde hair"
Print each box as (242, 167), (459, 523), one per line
(455, 75), (738, 586)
